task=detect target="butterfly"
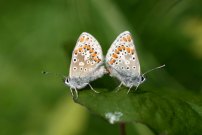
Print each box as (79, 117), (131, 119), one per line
(106, 31), (165, 93)
(65, 32), (106, 98)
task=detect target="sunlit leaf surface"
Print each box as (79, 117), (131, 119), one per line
(76, 87), (202, 135)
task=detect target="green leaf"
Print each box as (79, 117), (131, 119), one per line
(75, 88), (202, 135)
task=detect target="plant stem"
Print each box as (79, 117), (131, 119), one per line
(119, 122), (126, 135)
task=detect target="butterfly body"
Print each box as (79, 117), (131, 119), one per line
(66, 65), (106, 89)
(108, 68), (143, 87)
(65, 32), (106, 97)
(106, 31), (145, 90)
(65, 31), (163, 96)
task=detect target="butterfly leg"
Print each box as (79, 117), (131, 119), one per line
(115, 82), (123, 92)
(84, 83), (100, 93)
(74, 88), (79, 99)
(89, 83), (100, 93)
(70, 88), (74, 97)
(70, 87), (78, 99)
(135, 83), (140, 91)
(127, 85), (133, 94)
(127, 83), (140, 94)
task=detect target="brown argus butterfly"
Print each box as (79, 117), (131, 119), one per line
(106, 31), (165, 93)
(65, 32), (106, 98)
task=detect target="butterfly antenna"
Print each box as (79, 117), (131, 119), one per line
(41, 71), (66, 80)
(142, 64), (165, 76)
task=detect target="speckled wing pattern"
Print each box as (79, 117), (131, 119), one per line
(69, 32), (104, 78)
(106, 31), (141, 77)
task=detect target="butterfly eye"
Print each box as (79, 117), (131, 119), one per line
(141, 76), (146, 82)
(64, 78), (69, 85)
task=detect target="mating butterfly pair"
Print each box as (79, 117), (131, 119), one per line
(65, 31), (164, 98)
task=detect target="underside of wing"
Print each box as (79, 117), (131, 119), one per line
(106, 31), (141, 77)
(69, 32), (104, 78)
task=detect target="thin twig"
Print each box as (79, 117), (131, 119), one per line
(119, 122), (126, 135)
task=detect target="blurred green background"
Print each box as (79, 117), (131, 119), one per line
(0, 0), (202, 135)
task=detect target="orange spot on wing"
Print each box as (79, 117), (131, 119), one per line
(97, 59), (101, 63)
(131, 48), (135, 54)
(115, 49), (119, 54)
(93, 57), (98, 61)
(78, 47), (83, 52)
(93, 57), (101, 63)
(74, 49), (78, 54)
(126, 47), (131, 53)
(87, 45), (91, 50)
(83, 45), (88, 49)
(109, 59), (115, 65)
(121, 45), (125, 50)
(118, 46), (122, 51)
(79, 36), (84, 42)
(112, 53), (118, 59)
(89, 48), (94, 53)
(127, 35), (132, 42)
(123, 37), (127, 42)
(91, 52), (97, 57)
(85, 37), (89, 41)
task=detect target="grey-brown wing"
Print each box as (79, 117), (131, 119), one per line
(106, 31), (141, 77)
(69, 32), (104, 78)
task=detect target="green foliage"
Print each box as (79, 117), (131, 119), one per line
(0, 0), (202, 135)
(76, 87), (202, 135)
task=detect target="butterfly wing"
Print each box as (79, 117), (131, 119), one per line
(106, 31), (141, 79)
(69, 32), (104, 78)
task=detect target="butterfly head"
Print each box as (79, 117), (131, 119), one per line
(140, 75), (146, 84)
(65, 77), (88, 89)
(131, 75), (146, 86)
(64, 77), (70, 87)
